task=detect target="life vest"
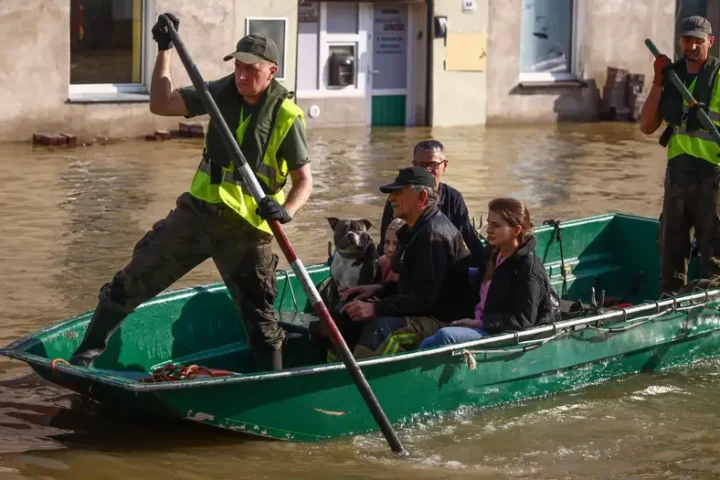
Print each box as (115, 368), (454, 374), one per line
(188, 79), (304, 234)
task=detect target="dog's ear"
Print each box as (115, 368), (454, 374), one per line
(360, 219), (373, 231)
(327, 217), (340, 230)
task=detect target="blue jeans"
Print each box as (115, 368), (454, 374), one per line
(418, 326), (489, 349)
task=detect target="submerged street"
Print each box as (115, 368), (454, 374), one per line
(1, 123), (720, 479)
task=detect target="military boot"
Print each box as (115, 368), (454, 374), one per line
(254, 346), (283, 372)
(69, 301), (128, 367)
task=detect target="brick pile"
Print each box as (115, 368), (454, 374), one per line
(32, 133), (78, 146)
(145, 121), (207, 141)
(600, 67), (646, 122)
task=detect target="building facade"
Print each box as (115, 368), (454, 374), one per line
(0, 0), (717, 141)
(0, 0), (299, 141)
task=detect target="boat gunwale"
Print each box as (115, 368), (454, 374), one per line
(3, 286), (720, 393)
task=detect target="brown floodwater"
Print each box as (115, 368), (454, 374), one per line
(2, 123), (720, 479)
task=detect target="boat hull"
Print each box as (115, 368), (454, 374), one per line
(17, 300), (720, 442)
(4, 212), (720, 442)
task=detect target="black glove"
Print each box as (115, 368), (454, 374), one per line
(256, 197), (292, 224)
(152, 13), (179, 51)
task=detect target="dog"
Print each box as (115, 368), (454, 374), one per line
(311, 217), (381, 351)
(328, 217), (380, 290)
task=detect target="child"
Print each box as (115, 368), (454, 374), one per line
(378, 218), (405, 283)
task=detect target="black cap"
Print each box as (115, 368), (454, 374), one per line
(679, 16), (713, 38)
(379, 166), (436, 194)
(223, 33), (280, 64)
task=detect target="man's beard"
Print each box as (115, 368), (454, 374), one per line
(684, 50), (702, 61)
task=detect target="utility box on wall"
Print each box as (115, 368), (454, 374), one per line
(329, 51), (355, 87)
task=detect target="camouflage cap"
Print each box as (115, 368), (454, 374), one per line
(223, 33), (280, 64)
(679, 16), (713, 38)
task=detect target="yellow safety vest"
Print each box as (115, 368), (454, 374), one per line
(188, 100), (305, 234)
(667, 74), (720, 165)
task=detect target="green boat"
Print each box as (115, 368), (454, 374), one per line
(2, 212), (720, 442)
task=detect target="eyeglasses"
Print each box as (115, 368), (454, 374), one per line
(414, 160), (447, 172)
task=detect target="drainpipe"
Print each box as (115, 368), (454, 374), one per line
(425, 0), (434, 127)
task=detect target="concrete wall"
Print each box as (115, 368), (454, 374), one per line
(486, 0), (676, 123)
(707, 0), (720, 58)
(0, 0), (298, 142)
(430, 0), (488, 126)
(296, 97), (367, 128)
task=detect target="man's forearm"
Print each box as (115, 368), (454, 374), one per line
(149, 50), (173, 114)
(283, 177), (313, 218)
(640, 84), (663, 134)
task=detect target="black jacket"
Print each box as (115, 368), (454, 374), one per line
(474, 237), (560, 333)
(374, 205), (474, 322)
(378, 182), (484, 265)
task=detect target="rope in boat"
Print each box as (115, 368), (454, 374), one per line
(50, 358), (70, 375)
(49, 358), (232, 384)
(138, 363), (234, 383)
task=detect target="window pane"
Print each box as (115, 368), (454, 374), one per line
(372, 7), (407, 89)
(326, 2), (358, 35)
(519, 0), (572, 74)
(247, 19), (286, 79)
(297, 21), (319, 90)
(70, 0), (143, 84)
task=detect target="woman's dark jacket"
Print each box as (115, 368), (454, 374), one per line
(473, 236), (560, 333)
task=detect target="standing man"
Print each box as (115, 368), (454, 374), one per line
(640, 15), (720, 294)
(377, 140), (484, 265)
(69, 13), (313, 372)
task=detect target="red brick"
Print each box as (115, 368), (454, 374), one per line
(155, 130), (171, 140)
(60, 133), (78, 146)
(189, 123), (205, 134)
(33, 133), (53, 145)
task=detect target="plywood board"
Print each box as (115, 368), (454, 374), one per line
(446, 33), (487, 71)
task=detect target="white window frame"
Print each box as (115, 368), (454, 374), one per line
(517, 0), (584, 84)
(296, 2), (370, 99)
(68, 0), (155, 102)
(245, 17), (288, 81)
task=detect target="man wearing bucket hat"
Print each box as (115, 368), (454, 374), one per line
(339, 166), (474, 358)
(640, 15), (719, 294)
(69, 13), (313, 372)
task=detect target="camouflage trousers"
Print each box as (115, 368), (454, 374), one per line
(659, 175), (720, 294)
(72, 192), (284, 362)
(352, 315), (443, 359)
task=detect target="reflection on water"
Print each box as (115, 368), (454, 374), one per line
(1, 123), (718, 479)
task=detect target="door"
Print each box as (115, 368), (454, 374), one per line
(370, 5), (409, 126)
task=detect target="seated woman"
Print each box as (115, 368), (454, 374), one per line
(419, 197), (559, 349)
